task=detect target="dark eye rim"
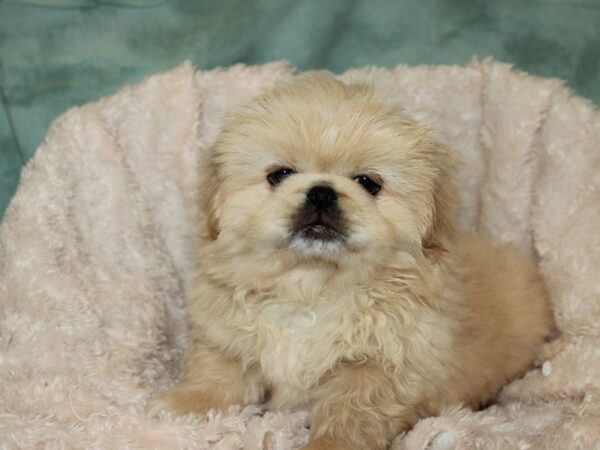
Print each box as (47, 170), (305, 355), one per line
(352, 174), (382, 196)
(267, 167), (297, 186)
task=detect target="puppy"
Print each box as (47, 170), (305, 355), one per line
(149, 73), (554, 450)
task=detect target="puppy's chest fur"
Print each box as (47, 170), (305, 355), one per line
(257, 299), (349, 407)
(196, 279), (416, 409)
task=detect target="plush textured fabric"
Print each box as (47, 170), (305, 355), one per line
(2, 0), (600, 216)
(1, 61), (600, 449)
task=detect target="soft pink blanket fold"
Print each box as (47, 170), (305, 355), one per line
(1, 60), (599, 449)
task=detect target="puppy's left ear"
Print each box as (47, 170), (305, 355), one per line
(422, 139), (459, 256)
(201, 156), (223, 240)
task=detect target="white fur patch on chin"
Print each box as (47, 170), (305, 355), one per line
(288, 235), (345, 258)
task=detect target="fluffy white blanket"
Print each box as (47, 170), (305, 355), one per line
(1, 60), (600, 449)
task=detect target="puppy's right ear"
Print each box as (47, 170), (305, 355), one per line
(201, 157), (222, 240)
(422, 139), (459, 254)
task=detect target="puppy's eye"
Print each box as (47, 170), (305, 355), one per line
(353, 174), (382, 196)
(267, 167), (296, 186)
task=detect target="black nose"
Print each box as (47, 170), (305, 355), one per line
(306, 185), (338, 211)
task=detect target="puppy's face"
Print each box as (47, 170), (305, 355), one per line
(204, 74), (456, 271)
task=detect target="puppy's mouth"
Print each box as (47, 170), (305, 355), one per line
(295, 220), (345, 242)
(289, 204), (348, 249)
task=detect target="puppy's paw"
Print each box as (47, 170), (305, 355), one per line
(146, 387), (224, 417)
(146, 390), (182, 417)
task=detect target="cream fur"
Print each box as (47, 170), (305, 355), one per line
(1, 61), (600, 449)
(148, 73), (553, 450)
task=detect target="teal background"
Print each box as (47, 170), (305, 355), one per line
(1, 0), (600, 217)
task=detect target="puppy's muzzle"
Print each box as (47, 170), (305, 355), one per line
(291, 185), (347, 242)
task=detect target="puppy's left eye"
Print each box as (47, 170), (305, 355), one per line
(267, 167), (296, 186)
(353, 174), (382, 196)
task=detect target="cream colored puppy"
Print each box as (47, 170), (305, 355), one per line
(149, 73), (554, 450)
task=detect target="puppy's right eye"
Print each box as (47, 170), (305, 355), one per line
(267, 167), (296, 186)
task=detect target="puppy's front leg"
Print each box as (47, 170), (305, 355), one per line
(148, 338), (264, 416)
(304, 363), (417, 450)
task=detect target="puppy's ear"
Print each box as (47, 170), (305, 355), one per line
(201, 156), (223, 240)
(422, 139), (459, 256)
